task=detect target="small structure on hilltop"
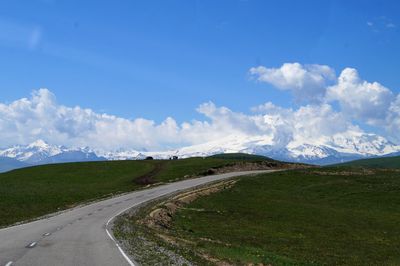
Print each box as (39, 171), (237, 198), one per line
(169, 156), (178, 160)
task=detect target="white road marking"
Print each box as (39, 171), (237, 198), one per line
(104, 190), (172, 266)
(0, 171), (272, 265)
(105, 228), (135, 266)
(103, 171), (268, 265)
(5, 261), (13, 266)
(27, 242), (37, 248)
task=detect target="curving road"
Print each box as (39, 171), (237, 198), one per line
(0, 170), (274, 266)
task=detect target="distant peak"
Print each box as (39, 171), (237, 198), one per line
(28, 139), (49, 148)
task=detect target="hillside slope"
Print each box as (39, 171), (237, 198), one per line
(117, 168), (400, 265)
(0, 155), (291, 227)
(1, 132), (400, 171)
(334, 155), (400, 168)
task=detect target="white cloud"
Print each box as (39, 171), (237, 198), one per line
(255, 102), (353, 144)
(2, 64), (400, 152)
(251, 101), (292, 115)
(326, 68), (395, 125)
(249, 62), (336, 102)
(0, 89), (182, 150)
(0, 88), (365, 151)
(196, 102), (263, 135)
(250, 63), (400, 142)
(386, 95), (400, 142)
(0, 90), (274, 150)
(293, 104), (352, 140)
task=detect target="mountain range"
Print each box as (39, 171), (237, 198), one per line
(1, 131), (400, 172)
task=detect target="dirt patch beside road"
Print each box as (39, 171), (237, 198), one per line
(141, 179), (237, 230)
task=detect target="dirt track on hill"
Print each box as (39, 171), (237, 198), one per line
(134, 162), (166, 185)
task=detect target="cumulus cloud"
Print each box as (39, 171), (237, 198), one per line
(0, 89), (183, 150)
(0, 89), (276, 150)
(250, 63), (400, 142)
(254, 102), (353, 144)
(2, 62), (400, 152)
(0, 88), (367, 151)
(386, 95), (400, 141)
(326, 68), (395, 125)
(196, 102), (263, 135)
(293, 104), (352, 140)
(249, 62), (336, 102)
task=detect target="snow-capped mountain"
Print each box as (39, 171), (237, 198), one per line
(1, 131), (399, 172)
(163, 132), (400, 164)
(99, 131), (400, 164)
(99, 149), (147, 161)
(0, 139), (65, 164)
(0, 140), (105, 166)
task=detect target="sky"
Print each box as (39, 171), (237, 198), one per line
(0, 0), (399, 151)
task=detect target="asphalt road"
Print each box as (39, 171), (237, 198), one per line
(0, 170), (274, 266)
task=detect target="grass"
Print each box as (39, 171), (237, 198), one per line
(0, 155), (273, 227)
(0, 160), (151, 227)
(163, 167), (400, 265)
(333, 155), (400, 169)
(151, 157), (240, 183)
(209, 153), (275, 161)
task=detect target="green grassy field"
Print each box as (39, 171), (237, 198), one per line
(154, 154), (277, 182)
(209, 153), (276, 161)
(333, 155), (400, 169)
(0, 156), (275, 227)
(158, 168), (400, 265)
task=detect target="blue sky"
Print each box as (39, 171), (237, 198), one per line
(1, 0), (399, 120)
(0, 0), (399, 150)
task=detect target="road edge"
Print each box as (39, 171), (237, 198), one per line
(109, 170), (277, 265)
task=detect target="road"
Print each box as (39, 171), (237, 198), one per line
(0, 170), (274, 266)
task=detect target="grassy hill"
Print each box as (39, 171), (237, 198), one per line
(333, 155), (400, 169)
(209, 153), (275, 161)
(0, 154), (281, 227)
(118, 167), (400, 265)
